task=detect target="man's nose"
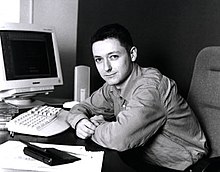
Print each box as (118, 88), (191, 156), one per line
(104, 59), (112, 72)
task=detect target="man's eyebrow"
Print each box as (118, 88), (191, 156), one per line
(93, 55), (102, 58)
(108, 51), (120, 55)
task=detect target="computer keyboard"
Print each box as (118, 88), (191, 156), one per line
(14, 105), (61, 130)
(7, 105), (70, 137)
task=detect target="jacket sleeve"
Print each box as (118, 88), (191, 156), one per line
(91, 86), (167, 151)
(67, 84), (115, 129)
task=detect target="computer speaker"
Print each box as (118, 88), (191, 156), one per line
(74, 65), (90, 102)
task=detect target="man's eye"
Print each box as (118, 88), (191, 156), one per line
(95, 58), (103, 63)
(109, 55), (119, 60)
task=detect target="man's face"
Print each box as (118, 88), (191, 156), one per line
(92, 38), (136, 86)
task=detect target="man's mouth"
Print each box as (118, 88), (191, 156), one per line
(104, 73), (117, 79)
(104, 73), (116, 77)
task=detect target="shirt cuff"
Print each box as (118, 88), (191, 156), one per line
(67, 112), (88, 129)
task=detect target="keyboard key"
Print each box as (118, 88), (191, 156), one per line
(11, 105), (61, 131)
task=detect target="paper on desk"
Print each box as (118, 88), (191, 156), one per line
(0, 141), (104, 172)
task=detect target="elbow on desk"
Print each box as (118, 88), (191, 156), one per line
(92, 134), (134, 152)
(92, 122), (144, 151)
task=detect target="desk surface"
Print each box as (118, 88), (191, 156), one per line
(0, 128), (136, 172)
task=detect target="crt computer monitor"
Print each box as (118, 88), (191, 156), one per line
(0, 23), (63, 108)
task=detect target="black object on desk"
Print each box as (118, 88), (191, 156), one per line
(20, 139), (80, 166)
(2, 128), (136, 172)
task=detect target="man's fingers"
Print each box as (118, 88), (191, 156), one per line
(90, 115), (104, 121)
(76, 129), (90, 139)
(76, 127), (93, 139)
(90, 115), (104, 126)
(76, 118), (97, 139)
(90, 119), (100, 127)
(84, 119), (97, 130)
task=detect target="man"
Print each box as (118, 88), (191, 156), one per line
(67, 23), (208, 171)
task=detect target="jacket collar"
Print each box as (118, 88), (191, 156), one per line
(110, 63), (141, 100)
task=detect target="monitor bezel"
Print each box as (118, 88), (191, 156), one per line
(0, 23), (63, 100)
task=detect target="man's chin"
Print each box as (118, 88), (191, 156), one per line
(105, 80), (119, 86)
(106, 82), (116, 86)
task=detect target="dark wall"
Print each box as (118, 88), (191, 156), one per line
(77, 0), (220, 98)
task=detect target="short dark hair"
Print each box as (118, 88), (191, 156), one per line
(90, 23), (133, 53)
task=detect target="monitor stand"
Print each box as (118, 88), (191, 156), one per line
(4, 97), (45, 109)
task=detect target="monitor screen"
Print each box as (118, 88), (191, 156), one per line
(0, 23), (63, 107)
(2, 31), (57, 80)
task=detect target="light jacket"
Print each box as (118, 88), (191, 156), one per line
(67, 63), (208, 170)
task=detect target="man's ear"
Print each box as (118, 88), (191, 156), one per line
(130, 46), (137, 62)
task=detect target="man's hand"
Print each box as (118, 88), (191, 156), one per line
(75, 118), (97, 139)
(90, 115), (104, 126)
